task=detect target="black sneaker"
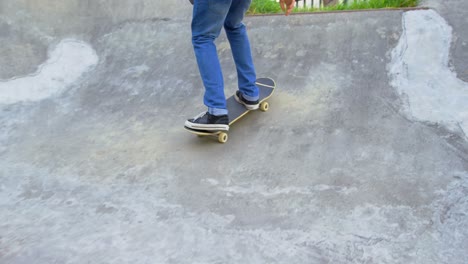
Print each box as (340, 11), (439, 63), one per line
(185, 112), (229, 131)
(235, 91), (259, 110)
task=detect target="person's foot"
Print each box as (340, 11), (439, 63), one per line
(235, 91), (259, 110)
(185, 112), (229, 131)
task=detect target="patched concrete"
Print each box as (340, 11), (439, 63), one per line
(0, 1), (467, 263)
(422, 0), (468, 81)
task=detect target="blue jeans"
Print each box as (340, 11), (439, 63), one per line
(192, 0), (258, 116)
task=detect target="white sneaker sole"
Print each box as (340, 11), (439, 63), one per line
(184, 120), (229, 131)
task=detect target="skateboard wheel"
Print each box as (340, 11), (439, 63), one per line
(218, 132), (228, 143)
(260, 102), (269, 112)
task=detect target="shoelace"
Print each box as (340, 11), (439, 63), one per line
(192, 111), (207, 121)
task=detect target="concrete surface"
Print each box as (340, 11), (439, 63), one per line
(422, 0), (468, 81)
(1, 0), (467, 263)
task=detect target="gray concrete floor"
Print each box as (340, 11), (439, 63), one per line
(1, 0), (467, 263)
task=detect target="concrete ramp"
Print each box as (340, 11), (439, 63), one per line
(1, 0), (467, 263)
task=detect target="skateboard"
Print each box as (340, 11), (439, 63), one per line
(184, 77), (276, 143)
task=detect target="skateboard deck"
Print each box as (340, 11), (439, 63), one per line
(185, 77), (276, 143)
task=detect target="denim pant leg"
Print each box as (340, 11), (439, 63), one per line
(192, 0), (232, 116)
(225, 0), (259, 101)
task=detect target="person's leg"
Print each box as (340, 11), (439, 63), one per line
(186, 0), (231, 131)
(191, 0), (232, 116)
(224, 0), (259, 105)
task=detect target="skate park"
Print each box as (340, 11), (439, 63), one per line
(1, 0), (467, 262)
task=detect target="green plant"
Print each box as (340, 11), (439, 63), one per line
(248, 0), (282, 14)
(248, 0), (420, 14)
